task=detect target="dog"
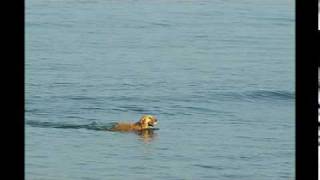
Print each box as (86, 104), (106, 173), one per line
(110, 115), (158, 132)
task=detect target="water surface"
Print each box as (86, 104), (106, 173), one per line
(26, 0), (295, 179)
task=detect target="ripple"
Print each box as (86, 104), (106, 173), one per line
(193, 164), (224, 170)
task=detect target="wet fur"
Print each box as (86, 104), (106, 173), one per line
(111, 122), (144, 131)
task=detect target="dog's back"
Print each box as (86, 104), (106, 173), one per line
(110, 122), (141, 131)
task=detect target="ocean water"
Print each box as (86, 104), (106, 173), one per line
(25, 0), (295, 179)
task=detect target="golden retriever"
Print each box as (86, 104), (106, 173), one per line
(110, 115), (158, 132)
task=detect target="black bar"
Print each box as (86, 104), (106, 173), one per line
(4, 0), (25, 179)
(295, 0), (318, 179)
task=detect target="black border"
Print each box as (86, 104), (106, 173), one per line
(295, 0), (318, 179)
(7, 0), (319, 179)
(5, 0), (24, 179)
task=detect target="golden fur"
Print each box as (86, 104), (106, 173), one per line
(110, 115), (158, 132)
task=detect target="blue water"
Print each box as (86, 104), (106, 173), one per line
(26, 0), (295, 179)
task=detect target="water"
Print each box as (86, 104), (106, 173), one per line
(26, 0), (295, 179)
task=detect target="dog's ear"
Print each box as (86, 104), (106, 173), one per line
(140, 115), (155, 124)
(139, 115), (148, 124)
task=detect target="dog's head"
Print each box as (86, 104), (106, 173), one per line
(139, 115), (158, 129)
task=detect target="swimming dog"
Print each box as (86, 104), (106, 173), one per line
(110, 115), (158, 132)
